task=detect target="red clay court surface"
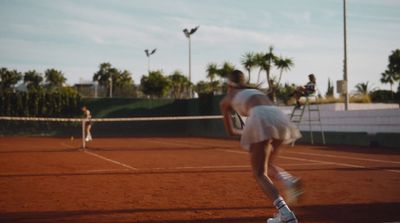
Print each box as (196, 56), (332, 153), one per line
(0, 137), (399, 223)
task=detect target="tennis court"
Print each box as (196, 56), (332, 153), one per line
(1, 136), (399, 223)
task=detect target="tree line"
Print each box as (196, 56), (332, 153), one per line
(1, 47), (399, 105)
(331, 49), (400, 103)
(0, 67), (80, 116)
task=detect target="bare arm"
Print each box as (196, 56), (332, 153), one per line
(220, 95), (242, 136)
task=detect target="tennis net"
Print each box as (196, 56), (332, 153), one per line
(0, 115), (225, 150)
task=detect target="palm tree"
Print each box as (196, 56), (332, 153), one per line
(0, 68), (22, 92)
(380, 70), (396, 92)
(140, 70), (171, 98)
(254, 53), (266, 84)
(113, 70), (135, 97)
(217, 62), (235, 79)
(380, 49), (400, 97)
(263, 46), (278, 87)
(205, 63), (220, 93)
(206, 63), (218, 82)
(275, 56), (294, 86)
(241, 52), (256, 84)
(169, 70), (191, 98)
(93, 62), (121, 96)
(44, 69), (66, 91)
(24, 70), (43, 92)
(355, 81), (371, 95)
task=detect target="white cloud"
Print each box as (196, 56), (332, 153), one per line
(280, 11), (312, 24)
(63, 20), (149, 46)
(350, 0), (400, 7)
(169, 16), (307, 49)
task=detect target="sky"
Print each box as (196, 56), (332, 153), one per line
(0, 0), (399, 94)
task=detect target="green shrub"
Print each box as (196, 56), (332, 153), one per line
(370, 90), (396, 102)
(0, 90), (81, 117)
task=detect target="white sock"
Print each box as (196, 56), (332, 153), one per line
(276, 170), (295, 187)
(273, 196), (291, 214)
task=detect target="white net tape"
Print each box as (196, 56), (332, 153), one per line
(0, 115), (223, 122)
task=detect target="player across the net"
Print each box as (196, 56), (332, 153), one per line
(0, 115), (225, 149)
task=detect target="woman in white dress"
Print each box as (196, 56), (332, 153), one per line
(82, 106), (93, 142)
(220, 70), (302, 223)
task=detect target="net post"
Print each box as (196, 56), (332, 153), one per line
(82, 119), (86, 149)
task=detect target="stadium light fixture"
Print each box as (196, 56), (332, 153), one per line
(144, 48), (157, 73)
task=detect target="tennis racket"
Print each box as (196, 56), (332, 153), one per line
(231, 111), (245, 130)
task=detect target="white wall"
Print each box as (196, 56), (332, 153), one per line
(280, 104), (400, 134)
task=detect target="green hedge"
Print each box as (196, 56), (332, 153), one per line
(0, 91), (81, 117)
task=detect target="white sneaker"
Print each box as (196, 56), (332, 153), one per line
(267, 211), (298, 223)
(285, 178), (304, 205)
(85, 135), (92, 142)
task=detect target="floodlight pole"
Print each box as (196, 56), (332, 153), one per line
(147, 56), (150, 73)
(109, 77), (112, 98)
(188, 36), (192, 82)
(94, 81), (98, 98)
(343, 0), (349, 111)
(183, 26), (199, 83)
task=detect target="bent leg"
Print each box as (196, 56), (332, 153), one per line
(268, 140), (303, 205)
(268, 140), (291, 181)
(294, 87), (305, 105)
(85, 124), (92, 140)
(249, 140), (280, 201)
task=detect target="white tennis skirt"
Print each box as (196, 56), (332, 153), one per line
(240, 105), (302, 150)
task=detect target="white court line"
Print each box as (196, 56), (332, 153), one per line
(216, 149), (247, 155)
(279, 155), (365, 168)
(147, 163), (326, 170)
(218, 148), (364, 167)
(287, 151), (400, 165)
(282, 162), (331, 167)
(83, 151), (138, 170)
(60, 142), (138, 171)
(217, 148), (400, 174)
(84, 168), (131, 173)
(164, 139), (234, 148)
(147, 139), (205, 148)
(217, 148), (364, 168)
(131, 163), (328, 172)
(0, 169), (131, 177)
(60, 142), (78, 149)
(148, 165), (251, 171)
(0, 164), (330, 177)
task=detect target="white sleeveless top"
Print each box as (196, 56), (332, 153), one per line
(231, 89), (265, 116)
(83, 110), (91, 119)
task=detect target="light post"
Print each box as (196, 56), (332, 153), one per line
(343, 0), (349, 110)
(144, 48), (157, 73)
(183, 26), (199, 83)
(94, 81), (98, 98)
(108, 76), (112, 98)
